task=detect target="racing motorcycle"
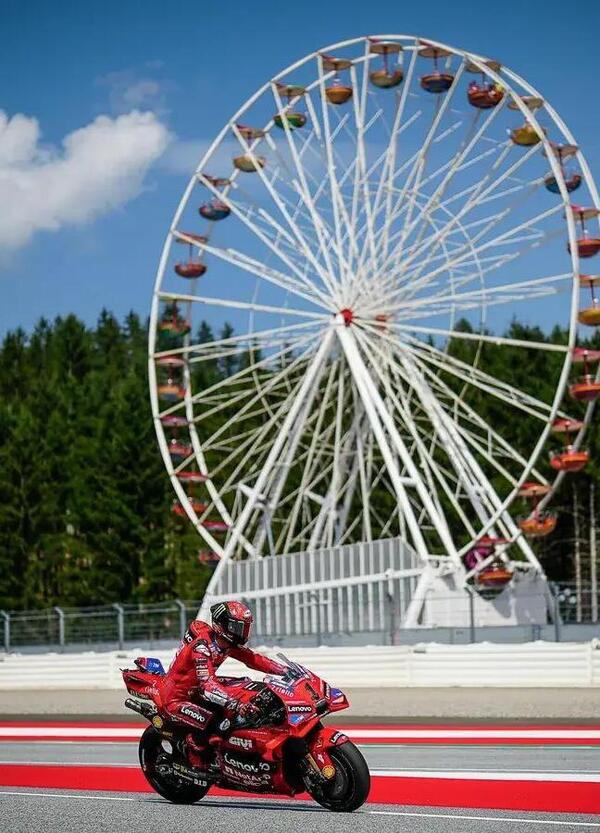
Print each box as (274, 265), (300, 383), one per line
(122, 654), (370, 812)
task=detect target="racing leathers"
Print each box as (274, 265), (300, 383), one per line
(159, 619), (285, 732)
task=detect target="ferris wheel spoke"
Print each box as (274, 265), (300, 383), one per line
(385, 202), (565, 306)
(259, 100), (347, 300)
(158, 286), (328, 319)
(353, 327), (478, 540)
(396, 332), (557, 421)
(157, 319), (322, 363)
(389, 100), (507, 273)
(392, 142), (544, 281)
(197, 174), (337, 305)
(380, 272), (572, 321)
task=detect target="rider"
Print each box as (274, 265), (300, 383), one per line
(160, 601), (285, 742)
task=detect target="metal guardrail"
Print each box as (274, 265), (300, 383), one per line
(0, 582), (598, 653)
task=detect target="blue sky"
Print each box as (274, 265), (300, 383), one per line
(1, 0), (599, 336)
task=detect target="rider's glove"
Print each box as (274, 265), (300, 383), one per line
(236, 701), (261, 721)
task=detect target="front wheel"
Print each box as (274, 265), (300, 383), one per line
(308, 742), (370, 812)
(138, 725), (209, 805)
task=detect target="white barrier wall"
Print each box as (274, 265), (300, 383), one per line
(0, 641), (599, 689)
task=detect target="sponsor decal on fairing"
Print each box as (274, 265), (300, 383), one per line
(288, 704), (312, 713)
(229, 736), (253, 750)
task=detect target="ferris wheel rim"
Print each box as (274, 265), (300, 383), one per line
(148, 33), (600, 567)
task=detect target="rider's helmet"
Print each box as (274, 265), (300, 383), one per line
(210, 600), (253, 646)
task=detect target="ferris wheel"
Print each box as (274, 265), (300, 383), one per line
(149, 34), (600, 614)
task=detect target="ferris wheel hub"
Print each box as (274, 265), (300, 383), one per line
(338, 308), (354, 327)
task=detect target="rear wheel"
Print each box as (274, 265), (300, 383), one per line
(138, 725), (210, 804)
(308, 742), (370, 812)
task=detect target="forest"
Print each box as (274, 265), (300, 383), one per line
(0, 310), (598, 612)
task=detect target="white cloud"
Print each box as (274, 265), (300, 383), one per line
(0, 109), (171, 250)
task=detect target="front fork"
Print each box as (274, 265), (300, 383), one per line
(304, 724), (349, 784)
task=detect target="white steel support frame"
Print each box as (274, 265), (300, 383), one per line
(147, 33), (600, 633)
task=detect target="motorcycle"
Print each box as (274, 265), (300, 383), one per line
(122, 654), (370, 812)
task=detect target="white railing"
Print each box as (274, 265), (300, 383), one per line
(0, 641), (599, 689)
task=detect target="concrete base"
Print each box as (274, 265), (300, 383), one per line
(0, 687), (598, 721)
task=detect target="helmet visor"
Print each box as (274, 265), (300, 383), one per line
(227, 618), (250, 643)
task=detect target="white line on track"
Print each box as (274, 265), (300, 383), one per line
(370, 769), (600, 783)
(3, 727), (600, 741)
(0, 790), (599, 826)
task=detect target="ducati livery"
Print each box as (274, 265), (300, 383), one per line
(123, 653), (370, 812)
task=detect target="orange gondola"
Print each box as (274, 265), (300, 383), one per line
(518, 512), (557, 538)
(158, 304), (191, 336)
(570, 374), (600, 402)
(157, 383), (186, 402)
(550, 447), (589, 472)
(475, 564), (513, 591)
(368, 39), (404, 88)
(322, 55), (353, 105)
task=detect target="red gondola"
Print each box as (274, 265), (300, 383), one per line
(368, 40), (404, 89)
(198, 550), (220, 566)
(202, 520), (229, 533)
(551, 417), (584, 435)
(168, 440), (193, 463)
(568, 206), (600, 259)
(175, 261), (207, 279)
(156, 355), (185, 370)
(322, 55), (353, 104)
(160, 415), (188, 430)
(517, 481), (551, 498)
(177, 471), (208, 484)
(465, 58), (503, 109)
(172, 499), (208, 518)
(419, 42), (454, 93)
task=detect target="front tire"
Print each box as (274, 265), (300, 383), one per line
(309, 742), (370, 812)
(138, 725), (209, 805)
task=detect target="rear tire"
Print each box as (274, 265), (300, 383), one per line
(139, 725), (209, 805)
(308, 742), (370, 812)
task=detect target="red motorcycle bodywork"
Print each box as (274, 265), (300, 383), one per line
(122, 660), (350, 796)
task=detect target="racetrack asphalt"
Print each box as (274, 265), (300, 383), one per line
(1, 789), (599, 833)
(1, 739), (599, 828)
